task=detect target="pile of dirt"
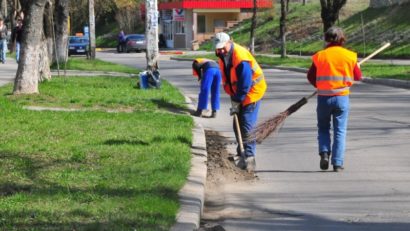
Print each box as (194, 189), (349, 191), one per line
(204, 130), (255, 189)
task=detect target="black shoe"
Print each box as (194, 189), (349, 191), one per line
(211, 110), (217, 118)
(319, 152), (330, 170)
(192, 109), (202, 117)
(333, 165), (344, 172)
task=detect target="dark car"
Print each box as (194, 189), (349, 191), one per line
(68, 36), (89, 56)
(124, 34), (146, 53)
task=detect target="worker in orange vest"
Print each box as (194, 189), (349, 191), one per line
(307, 27), (362, 172)
(192, 58), (221, 118)
(214, 32), (267, 172)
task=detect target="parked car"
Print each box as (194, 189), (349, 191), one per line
(124, 34), (146, 53)
(68, 36), (89, 56)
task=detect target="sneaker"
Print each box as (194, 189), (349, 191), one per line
(245, 156), (256, 173)
(192, 109), (202, 117)
(319, 152), (330, 170)
(211, 110), (217, 118)
(333, 165), (344, 172)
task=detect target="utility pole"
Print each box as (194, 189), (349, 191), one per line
(88, 0), (96, 59)
(145, 0), (159, 72)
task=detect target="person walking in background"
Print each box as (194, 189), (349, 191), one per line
(117, 30), (126, 53)
(192, 58), (222, 118)
(0, 17), (8, 64)
(307, 27), (362, 172)
(214, 32), (267, 172)
(11, 18), (23, 63)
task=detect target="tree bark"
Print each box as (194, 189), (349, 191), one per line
(249, 0), (257, 54)
(13, 0), (49, 94)
(55, 0), (69, 64)
(320, 0), (347, 32)
(89, 0), (96, 59)
(279, 0), (288, 58)
(145, 0), (159, 72)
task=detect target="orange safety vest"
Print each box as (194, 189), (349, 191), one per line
(312, 46), (357, 96)
(192, 58), (217, 77)
(218, 43), (267, 105)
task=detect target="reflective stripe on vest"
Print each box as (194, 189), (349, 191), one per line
(312, 46), (357, 96)
(218, 43), (267, 105)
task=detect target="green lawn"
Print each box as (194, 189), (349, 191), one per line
(53, 57), (139, 74)
(0, 68), (193, 230)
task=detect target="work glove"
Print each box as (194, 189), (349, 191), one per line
(230, 100), (241, 116)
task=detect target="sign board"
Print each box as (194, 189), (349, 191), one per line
(83, 26), (89, 37)
(173, 9), (185, 21)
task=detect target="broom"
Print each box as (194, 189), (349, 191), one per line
(250, 42), (391, 144)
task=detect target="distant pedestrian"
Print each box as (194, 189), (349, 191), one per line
(11, 18), (23, 62)
(117, 30), (126, 53)
(192, 58), (222, 118)
(307, 27), (362, 172)
(214, 32), (267, 172)
(0, 17), (8, 64)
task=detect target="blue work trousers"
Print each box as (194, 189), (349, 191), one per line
(317, 95), (350, 167)
(0, 39), (6, 63)
(198, 67), (221, 111)
(234, 100), (261, 157)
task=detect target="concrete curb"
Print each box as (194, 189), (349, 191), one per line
(171, 96), (207, 231)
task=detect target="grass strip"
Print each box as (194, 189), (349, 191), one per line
(0, 74), (193, 230)
(52, 57), (139, 74)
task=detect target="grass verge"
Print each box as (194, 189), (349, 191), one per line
(177, 54), (410, 80)
(0, 70), (193, 230)
(53, 57), (139, 74)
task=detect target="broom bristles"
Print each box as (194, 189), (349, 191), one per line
(249, 95), (309, 143)
(248, 111), (289, 143)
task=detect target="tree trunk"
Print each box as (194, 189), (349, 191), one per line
(145, 0), (159, 72)
(320, 0), (347, 32)
(89, 0), (96, 59)
(1, 0), (7, 19)
(55, 0), (69, 64)
(249, 0), (257, 54)
(13, 0), (49, 94)
(279, 0), (288, 58)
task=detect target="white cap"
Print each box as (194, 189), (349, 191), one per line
(214, 32), (230, 49)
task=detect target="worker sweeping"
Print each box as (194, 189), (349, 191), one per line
(214, 32), (267, 172)
(192, 58), (222, 118)
(307, 27), (362, 172)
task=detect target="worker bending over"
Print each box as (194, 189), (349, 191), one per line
(192, 58), (222, 118)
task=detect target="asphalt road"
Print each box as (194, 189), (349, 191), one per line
(99, 50), (410, 231)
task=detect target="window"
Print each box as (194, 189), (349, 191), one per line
(198, 15), (205, 33)
(174, 21), (185, 34)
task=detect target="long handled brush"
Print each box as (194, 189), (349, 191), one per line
(250, 42), (391, 144)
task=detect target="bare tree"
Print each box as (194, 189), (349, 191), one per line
(279, 0), (289, 58)
(320, 0), (347, 32)
(13, 0), (52, 94)
(54, 0), (69, 64)
(249, 0), (257, 54)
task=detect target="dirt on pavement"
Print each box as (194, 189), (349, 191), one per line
(197, 130), (256, 231)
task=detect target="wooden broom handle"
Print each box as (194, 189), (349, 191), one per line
(358, 42), (391, 65)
